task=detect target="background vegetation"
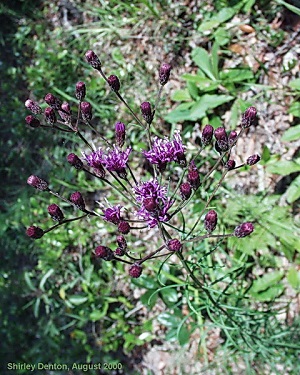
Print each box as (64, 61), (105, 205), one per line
(1, 0), (300, 374)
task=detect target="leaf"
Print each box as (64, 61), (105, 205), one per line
(266, 160), (300, 175)
(251, 271), (284, 293)
(164, 103), (193, 123)
(251, 284), (284, 302)
(275, 0), (300, 16)
(171, 89), (191, 102)
(191, 48), (217, 81)
(39, 269), (54, 291)
(89, 303), (109, 321)
(160, 287), (179, 307)
(24, 272), (36, 292)
(187, 94), (234, 120)
(157, 312), (181, 328)
(289, 78), (300, 90)
(287, 267), (300, 290)
(220, 69), (254, 83)
(282, 125), (300, 142)
(288, 101), (300, 117)
(286, 175), (300, 203)
(68, 295), (88, 306)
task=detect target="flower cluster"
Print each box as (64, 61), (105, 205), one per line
(134, 179), (173, 228)
(24, 49), (260, 280)
(143, 131), (186, 171)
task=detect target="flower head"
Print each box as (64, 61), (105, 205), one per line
(143, 131), (186, 170)
(103, 205), (122, 225)
(159, 63), (172, 86)
(102, 146), (132, 178)
(83, 149), (105, 178)
(85, 50), (102, 70)
(134, 179), (173, 227)
(234, 222), (254, 238)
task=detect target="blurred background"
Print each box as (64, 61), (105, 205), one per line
(1, 1), (300, 374)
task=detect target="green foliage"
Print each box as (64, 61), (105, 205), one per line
(165, 43), (255, 125)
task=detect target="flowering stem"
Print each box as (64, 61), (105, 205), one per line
(97, 67), (145, 129)
(102, 176), (137, 206)
(48, 189), (96, 216)
(153, 85), (164, 117)
(108, 171), (136, 202)
(126, 163), (138, 185)
(182, 233), (234, 244)
(185, 170), (228, 239)
(85, 119), (113, 148)
(44, 214), (88, 234)
(139, 244), (166, 265)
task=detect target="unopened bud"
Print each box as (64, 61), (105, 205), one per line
(241, 106), (257, 128)
(117, 235), (127, 250)
(187, 161), (200, 190)
(70, 191), (85, 210)
(167, 239), (182, 252)
(67, 153), (83, 170)
(180, 182), (192, 200)
(95, 245), (114, 260)
(25, 99), (42, 115)
(228, 131), (238, 146)
(44, 107), (56, 124)
(140, 102), (153, 124)
(85, 50), (102, 70)
(26, 226), (44, 239)
(204, 210), (218, 233)
(225, 160), (236, 170)
(107, 75), (120, 92)
(59, 102), (72, 123)
(27, 175), (48, 191)
(214, 127), (229, 152)
(75, 81), (86, 101)
(25, 115), (40, 128)
(48, 204), (64, 222)
(246, 154), (260, 166)
(118, 221), (130, 234)
(80, 101), (92, 121)
(201, 125), (214, 145)
(114, 247), (125, 257)
(129, 263), (142, 278)
(159, 63), (172, 85)
(115, 122), (126, 148)
(44, 93), (62, 110)
(234, 222), (254, 238)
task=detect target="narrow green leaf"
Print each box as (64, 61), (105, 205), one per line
(266, 160), (300, 175)
(39, 269), (54, 291)
(68, 295), (88, 306)
(286, 175), (300, 203)
(191, 48), (216, 81)
(251, 271), (284, 293)
(282, 125), (300, 142)
(287, 267), (300, 290)
(24, 272), (36, 292)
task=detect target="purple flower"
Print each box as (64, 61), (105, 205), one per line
(134, 179), (173, 227)
(102, 146), (132, 178)
(143, 131), (186, 170)
(103, 205), (122, 225)
(83, 148), (106, 178)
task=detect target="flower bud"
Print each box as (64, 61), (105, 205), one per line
(25, 99), (42, 115)
(167, 239), (182, 252)
(180, 182), (192, 200)
(80, 101), (92, 121)
(107, 75), (120, 92)
(44, 107), (56, 124)
(75, 81), (86, 101)
(187, 161), (200, 190)
(115, 122), (126, 148)
(118, 221), (130, 234)
(59, 102), (72, 123)
(228, 131), (238, 146)
(95, 245), (114, 260)
(159, 63), (172, 85)
(140, 102), (153, 124)
(85, 50), (102, 70)
(214, 127), (229, 152)
(225, 160), (236, 170)
(201, 125), (214, 146)
(70, 191), (85, 210)
(143, 197), (157, 212)
(26, 226), (44, 239)
(234, 222), (254, 238)
(114, 247), (125, 256)
(44, 93), (62, 110)
(48, 204), (64, 222)
(67, 153), (83, 170)
(117, 235), (127, 250)
(204, 210), (218, 233)
(241, 106), (257, 128)
(246, 154), (260, 166)
(129, 263), (142, 278)
(25, 115), (40, 128)
(27, 175), (48, 191)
